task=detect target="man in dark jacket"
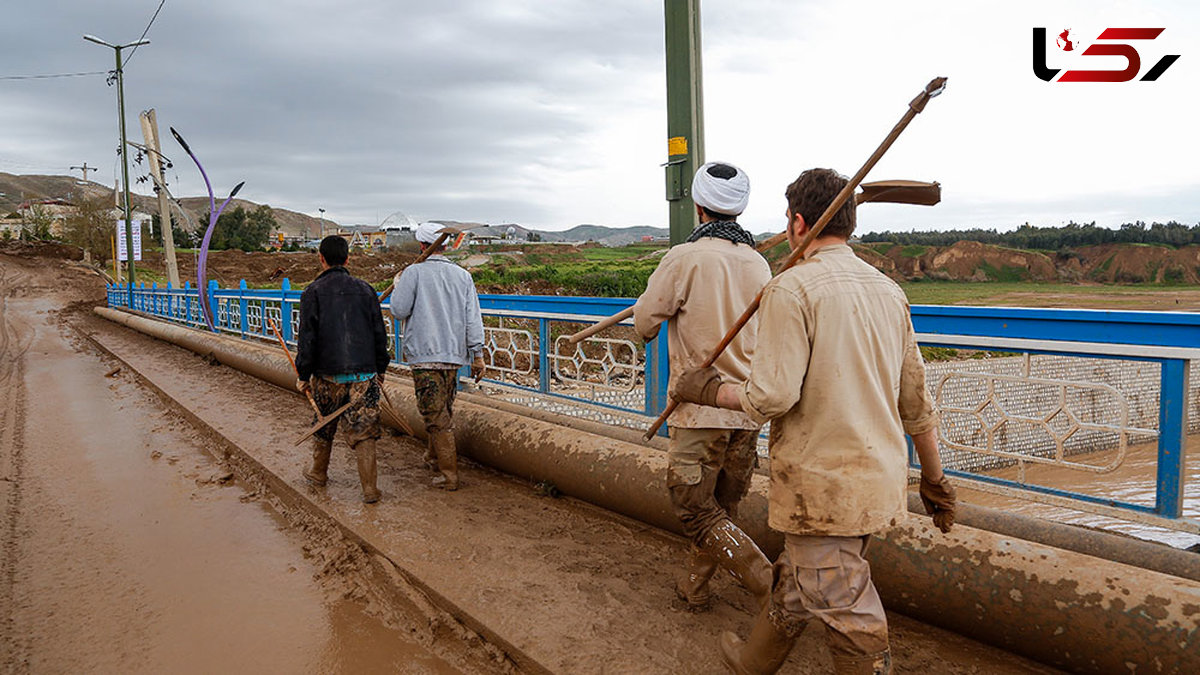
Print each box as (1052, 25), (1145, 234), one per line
(296, 235), (391, 503)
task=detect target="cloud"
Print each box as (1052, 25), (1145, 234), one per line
(1, 0), (1196, 232)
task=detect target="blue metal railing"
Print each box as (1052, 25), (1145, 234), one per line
(107, 280), (1197, 532)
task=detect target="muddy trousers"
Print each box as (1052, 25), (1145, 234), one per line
(722, 533), (891, 674)
(306, 377), (383, 503)
(412, 368), (459, 490)
(668, 427), (771, 609)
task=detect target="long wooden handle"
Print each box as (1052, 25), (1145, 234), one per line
(268, 318), (322, 416)
(566, 307), (635, 345)
(378, 230), (454, 300)
(643, 77), (947, 441)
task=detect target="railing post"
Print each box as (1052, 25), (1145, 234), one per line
(166, 280), (173, 318)
(184, 282), (192, 324)
(644, 322), (670, 428)
(392, 318), (403, 365)
(1156, 358), (1188, 518)
(238, 279), (249, 337)
(207, 280), (219, 332)
(152, 282), (159, 315)
(280, 278), (294, 343)
(539, 318), (551, 394)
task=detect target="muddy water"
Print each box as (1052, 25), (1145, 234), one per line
(962, 436), (1200, 549)
(1, 289), (454, 672)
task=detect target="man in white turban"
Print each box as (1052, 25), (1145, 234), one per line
(631, 162), (773, 613)
(389, 222), (485, 491)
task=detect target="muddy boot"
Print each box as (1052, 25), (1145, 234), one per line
(831, 649), (892, 675)
(431, 430), (458, 491)
(675, 545), (719, 611)
(703, 520), (773, 607)
(354, 439), (382, 504)
(719, 606), (801, 675)
(422, 437), (438, 471)
(303, 437), (332, 487)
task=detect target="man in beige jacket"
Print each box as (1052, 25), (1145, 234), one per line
(633, 162), (773, 611)
(673, 168), (957, 674)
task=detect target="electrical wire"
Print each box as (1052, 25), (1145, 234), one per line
(124, 0), (168, 65)
(0, 71), (107, 81)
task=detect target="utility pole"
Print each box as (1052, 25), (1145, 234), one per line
(663, 0), (705, 246)
(84, 34), (149, 306)
(139, 109), (180, 287)
(70, 162), (96, 183)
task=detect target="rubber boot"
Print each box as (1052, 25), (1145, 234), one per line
(354, 439), (382, 504)
(719, 606), (800, 675)
(422, 437), (438, 470)
(431, 430), (458, 491)
(831, 649), (892, 675)
(704, 520), (773, 607)
(675, 545), (719, 610)
(303, 437), (332, 486)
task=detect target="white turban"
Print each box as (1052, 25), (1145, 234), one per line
(415, 221), (446, 244)
(692, 162), (750, 216)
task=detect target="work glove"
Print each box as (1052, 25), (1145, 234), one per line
(296, 378), (311, 395)
(919, 474), (957, 533)
(671, 366), (723, 407)
(471, 356), (487, 382)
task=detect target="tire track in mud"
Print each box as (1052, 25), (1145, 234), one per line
(0, 265), (35, 671)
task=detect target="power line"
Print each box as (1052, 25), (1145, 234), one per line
(125, 0), (168, 65)
(0, 71), (107, 81)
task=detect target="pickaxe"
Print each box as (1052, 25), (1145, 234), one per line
(377, 225), (466, 301)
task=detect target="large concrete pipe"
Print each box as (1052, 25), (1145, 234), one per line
(96, 307), (1200, 673)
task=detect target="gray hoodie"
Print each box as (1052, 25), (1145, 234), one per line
(388, 255), (484, 366)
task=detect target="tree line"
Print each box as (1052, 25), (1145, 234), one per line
(860, 221), (1200, 250)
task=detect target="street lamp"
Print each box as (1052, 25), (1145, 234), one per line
(84, 33), (149, 304)
(318, 208), (326, 237)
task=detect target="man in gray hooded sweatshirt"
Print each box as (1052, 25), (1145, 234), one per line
(389, 222), (485, 490)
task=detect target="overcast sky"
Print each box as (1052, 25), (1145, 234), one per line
(2, 1), (1196, 235)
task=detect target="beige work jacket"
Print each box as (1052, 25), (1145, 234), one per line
(735, 243), (938, 536)
(634, 237), (771, 430)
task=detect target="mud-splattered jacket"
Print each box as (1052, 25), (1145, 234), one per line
(734, 243), (938, 536)
(633, 237), (770, 430)
(296, 266), (390, 381)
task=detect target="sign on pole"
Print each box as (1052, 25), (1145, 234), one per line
(116, 220), (142, 261)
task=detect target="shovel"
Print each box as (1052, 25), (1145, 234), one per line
(563, 180), (941, 346)
(266, 318), (357, 445)
(643, 76), (948, 440)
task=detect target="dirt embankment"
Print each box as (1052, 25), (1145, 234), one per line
(858, 240), (1200, 284)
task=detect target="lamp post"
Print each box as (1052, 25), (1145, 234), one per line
(318, 208), (326, 237)
(84, 34), (149, 305)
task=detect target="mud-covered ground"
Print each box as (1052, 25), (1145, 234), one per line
(0, 245), (1062, 673)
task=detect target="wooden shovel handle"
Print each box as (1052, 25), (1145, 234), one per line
(267, 317), (322, 416)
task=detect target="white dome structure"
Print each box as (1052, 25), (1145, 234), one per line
(380, 211), (420, 231)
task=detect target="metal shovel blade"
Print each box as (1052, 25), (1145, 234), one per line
(856, 179), (941, 206)
(294, 399), (356, 446)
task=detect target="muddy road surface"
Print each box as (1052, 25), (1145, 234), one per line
(0, 250), (1062, 673)
(0, 254), (462, 673)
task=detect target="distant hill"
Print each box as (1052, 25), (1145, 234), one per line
(0, 173), (322, 239)
(536, 224), (668, 246)
(0, 173), (669, 245)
